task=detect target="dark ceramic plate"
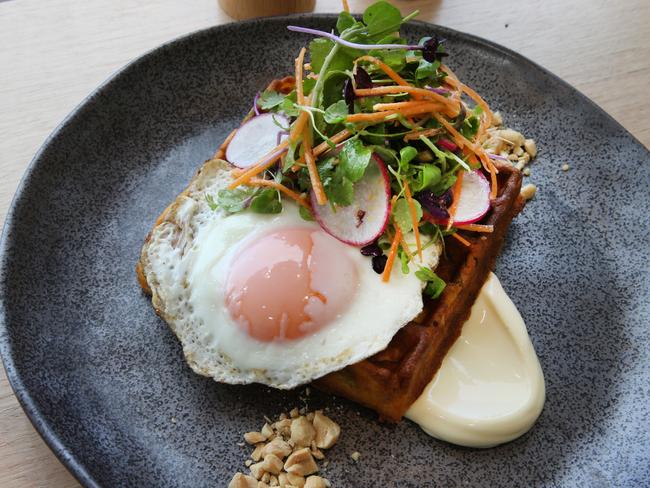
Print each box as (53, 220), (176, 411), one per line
(1, 15), (649, 488)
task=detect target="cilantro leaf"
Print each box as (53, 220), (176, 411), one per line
(279, 91), (300, 117)
(326, 170), (354, 206)
(258, 90), (285, 110)
(415, 58), (441, 80)
(250, 189), (282, 214)
(299, 205), (314, 221)
(336, 11), (356, 34)
(413, 164), (441, 191)
(392, 197), (422, 234)
(214, 187), (258, 213)
(339, 139), (372, 183)
(363, 1), (403, 37)
(416, 267), (447, 299)
(205, 193), (218, 211)
(399, 146), (418, 172)
(324, 100), (349, 124)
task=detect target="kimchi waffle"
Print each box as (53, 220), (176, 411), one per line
(314, 163), (525, 421)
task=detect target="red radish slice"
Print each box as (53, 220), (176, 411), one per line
(226, 113), (289, 168)
(453, 170), (491, 225)
(311, 155), (391, 246)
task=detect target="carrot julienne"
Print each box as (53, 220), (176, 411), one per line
(292, 129), (351, 170)
(245, 177), (311, 211)
(402, 178), (422, 259)
(347, 102), (448, 123)
(382, 226), (403, 283)
(399, 234), (414, 259)
(456, 223), (494, 233)
(354, 55), (411, 88)
(451, 232), (471, 247)
(227, 139), (290, 189)
(302, 125), (327, 205)
(295, 47), (307, 105)
(446, 169), (464, 229)
(354, 85), (460, 113)
(342, 0), (350, 13)
(373, 100), (436, 112)
(214, 128), (237, 159)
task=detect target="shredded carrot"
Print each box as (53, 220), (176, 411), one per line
(489, 163), (498, 199)
(245, 177), (312, 211)
(402, 178), (422, 259)
(403, 127), (441, 141)
(447, 170), (464, 229)
(347, 102), (447, 123)
(399, 234), (413, 259)
(295, 47), (307, 105)
(342, 0), (350, 13)
(355, 55), (410, 88)
(290, 110), (309, 143)
(451, 232), (471, 247)
(456, 223), (494, 233)
(354, 85), (459, 113)
(227, 139), (290, 189)
(373, 100), (435, 112)
(214, 128), (237, 159)
(440, 64), (461, 88)
(302, 126), (327, 205)
(292, 129), (351, 171)
(382, 226), (402, 283)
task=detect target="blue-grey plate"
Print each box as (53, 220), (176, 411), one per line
(1, 15), (649, 488)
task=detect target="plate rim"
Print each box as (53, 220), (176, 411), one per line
(1, 14), (648, 488)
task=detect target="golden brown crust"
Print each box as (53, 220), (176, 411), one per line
(314, 163), (524, 421)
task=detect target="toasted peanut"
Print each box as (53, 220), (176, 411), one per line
(261, 423), (274, 439)
(497, 128), (525, 147)
(492, 111), (503, 126)
(258, 483), (270, 488)
(306, 412), (315, 422)
(245, 432), (267, 445)
(290, 416), (316, 448)
(229, 472), (258, 488)
(304, 476), (329, 488)
(250, 462), (265, 480)
(279, 472), (306, 488)
(350, 451), (361, 462)
(523, 167), (531, 176)
(273, 419), (292, 438)
(251, 444), (265, 462)
(515, 146), (524, 157)
(561, 163), (570, 171)
(261, 472), (271, 484)
(262, 454), (283, 475)
(290, 408), (300, 419)
(284, 448), (318, 476)
(269, 475), (279, 487)
(310, 447), (325, 460)
(262, 438), (292, 460)
(520, 183), (537, 201)
(245, 460), (253, 467)
(524, 138), (537, 158)
(313, 412), (340, 449)
(279, 413), (288, 420)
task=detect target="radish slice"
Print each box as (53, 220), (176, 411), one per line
(311, 155), (391, 246)
(226, 113), (289, 168)
(453, 170), (491, 225)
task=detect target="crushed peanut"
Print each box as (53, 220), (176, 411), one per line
(350, 451), (361, 462)
(520, 183), (537, 201)
(561, 163), (570, 171)
(229, 409), (341, 487)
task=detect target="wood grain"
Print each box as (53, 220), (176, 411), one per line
(0, 0), (648, 486)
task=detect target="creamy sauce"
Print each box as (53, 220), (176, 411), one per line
(406, 273), (545, 448)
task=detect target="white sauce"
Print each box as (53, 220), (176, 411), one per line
(405, 272), (545, 448)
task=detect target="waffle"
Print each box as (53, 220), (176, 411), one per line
(314, 163), (524, 421)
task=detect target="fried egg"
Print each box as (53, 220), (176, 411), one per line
(141, 158), (441, 388)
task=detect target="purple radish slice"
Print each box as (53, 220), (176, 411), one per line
(453, 170), (491, 225)
(226, 113), (289, 168)
(311, 155), (391, 247)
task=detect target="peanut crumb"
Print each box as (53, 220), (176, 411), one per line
(561, 163), (570, 171)
(350, 452), (361, 462)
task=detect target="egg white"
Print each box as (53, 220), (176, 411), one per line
(141, 158), (441, 389)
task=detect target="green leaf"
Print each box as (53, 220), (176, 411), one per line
(336, 11), (356, 34)
(205, 193), (218, 211)
(460, 114), (481, 139)
(415, 266), (437, 281)
(299, 205), (314, 221)
(399, 249), (410, 274)
(363, 1), (403, 36)
(339, 139), (372, 183)
(324, 100), (349, 124)
(413, 164), (441, 191)
(250, 189), (282, 214)
(326, 170), (354, 206)
(282, 140), (299, 172)
(399, 146), (418, 172)
(258, 90), (285, 110)
(309, 39), (355, 75)
(302, 77), (316, 97)
(392, 197), (422, 234)
(424, 273), (446, 299)
(279, 91), (300, 117)
(415, 58), (440, 80)
(214, 187), (257, 213)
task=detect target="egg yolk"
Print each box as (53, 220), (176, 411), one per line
(225, 227), (358, 342)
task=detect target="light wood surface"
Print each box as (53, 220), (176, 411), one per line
(1, 1), (648, 486)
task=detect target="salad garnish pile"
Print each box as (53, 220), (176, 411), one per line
(210, 1), (517, 298)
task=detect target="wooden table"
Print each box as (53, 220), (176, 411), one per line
(1, 0), (648, 486)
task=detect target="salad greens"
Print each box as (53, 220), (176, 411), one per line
(213, 0), (499, 293)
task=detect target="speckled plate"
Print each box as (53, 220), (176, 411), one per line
(1, 15), (649, 488)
